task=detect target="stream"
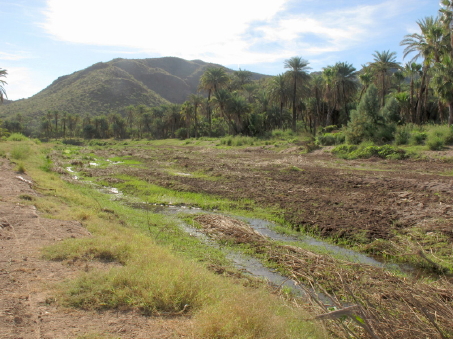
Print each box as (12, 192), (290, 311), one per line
(67, 165), (404, 303)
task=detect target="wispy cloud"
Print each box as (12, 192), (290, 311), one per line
(0, 51), (31, 61)
(40, 0), (425, 68)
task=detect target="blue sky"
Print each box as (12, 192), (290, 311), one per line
(1, 0), (440, 100)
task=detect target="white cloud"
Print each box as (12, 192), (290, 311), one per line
(40, 0), (419, 68)
(1, 67), (48, 100)
(41, 0), (288, 65)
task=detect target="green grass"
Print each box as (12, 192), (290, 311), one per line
(0, 140), (325, 338)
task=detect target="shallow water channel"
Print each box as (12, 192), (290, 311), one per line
(68, 165), (402, 302)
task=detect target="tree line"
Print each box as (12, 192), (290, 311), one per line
(2, 1), (453, 142)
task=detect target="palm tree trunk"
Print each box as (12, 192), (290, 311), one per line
(416, 66), (428, 124)
(292, 78), (297, 132)
(449, 101), (453, 126)
(381, 72), (386, 107)
(410, 79), (415, 123)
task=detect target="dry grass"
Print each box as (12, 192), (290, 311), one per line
(195, 214), (453, 339)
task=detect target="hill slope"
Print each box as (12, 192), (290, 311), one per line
(0, 57), (266, 121)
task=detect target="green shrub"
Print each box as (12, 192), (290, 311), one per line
(16, 163), (26, 173)
(410, 131), (427, 145)
(10, 144), (31, 160)
(175, 128), (188, 140)
(7, 133), (28, 141)
(332, 144), (407, 160)
(425, 125), (453, 150)
(317, 133), (336, 146)
(394, 125), (411, 145)
(62, 139), (84, 146)
(426, 136), (444, 150)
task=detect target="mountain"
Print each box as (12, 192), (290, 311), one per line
(0, 57), (266, 122)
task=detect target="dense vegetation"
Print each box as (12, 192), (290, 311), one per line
(2, 2), (453, 146)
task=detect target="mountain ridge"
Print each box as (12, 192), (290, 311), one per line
(0, 57), (268, 122)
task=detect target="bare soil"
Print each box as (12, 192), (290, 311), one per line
(83, 145), (453, 243)
(0, 160), (193, 338)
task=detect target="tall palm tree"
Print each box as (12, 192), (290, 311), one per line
(333, 62), (358, 121)
(268, 74), (290, 129)
(322, 66), (337, 126)
(308, 74), (324, 128)
(403, 62), (422, 122)
(368, 50), (401, 107)
(431, 54), (453, 125)
(284, 56), (311, 131)
(358, 71), (373, 102)
(0, 68), (7, 102)
(189, 94), (204, 138)
(401, 17), (445, 122)
(440, 0), (453, 56)
(199, 67), (229, 136)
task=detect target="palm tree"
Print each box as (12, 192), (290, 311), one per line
(402, 62), (422, 122)
(268, 74), (290, 129)
(368, 50), (401, 107)
(231, 68), (253, 90)
(199, 67), (229, 136)
(322, 66), (337, 126)
(431, 54), (453, 125)
(0, 68), (7, 102)
(227, 93), (250, 134)
(284, 56), (311, 131)
(333, 62), (358, 122)
(189, 94), (204, 138)
(358, 71), (373, 102)
(401, 17), (445, 122)
(440, 0), (453, 56)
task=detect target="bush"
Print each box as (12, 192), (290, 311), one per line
(394, 125), (411, 145)
(410, 131), (427, 145)
(317, 133), (336, 146)
(426, 136), (445, 150)
(62, 139), (84, 146)
(10, 144), (31, 160)
(7, 133), (28, 141)
(175, 128), (188, 140)
(332, 144), (407, 160)
(425, 125), (453, 150)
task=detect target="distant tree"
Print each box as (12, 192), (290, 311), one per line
(402, 62), (422, 122)
(199, 67), (229, 136)
(53, 110), (59, 137)
(189, 94), (204, 138)
(231, 68), (253, 90)
(284, 56), (311, 131)
(431, 54), (453, 125)
(0, 68), (7, 102)
(401, 17), (444, 122)
(368, 50), (401, 107)
(61, 111), (68, 138)
(358, 71), (373, 102)
(268, 74), (290, 129)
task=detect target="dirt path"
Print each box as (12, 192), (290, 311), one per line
(0, 160), (193, 338)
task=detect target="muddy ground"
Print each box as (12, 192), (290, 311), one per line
(83, 144), (453, 243)
(0, 160), (193, 338)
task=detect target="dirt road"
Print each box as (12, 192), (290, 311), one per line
(0, 160), (192, 338)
